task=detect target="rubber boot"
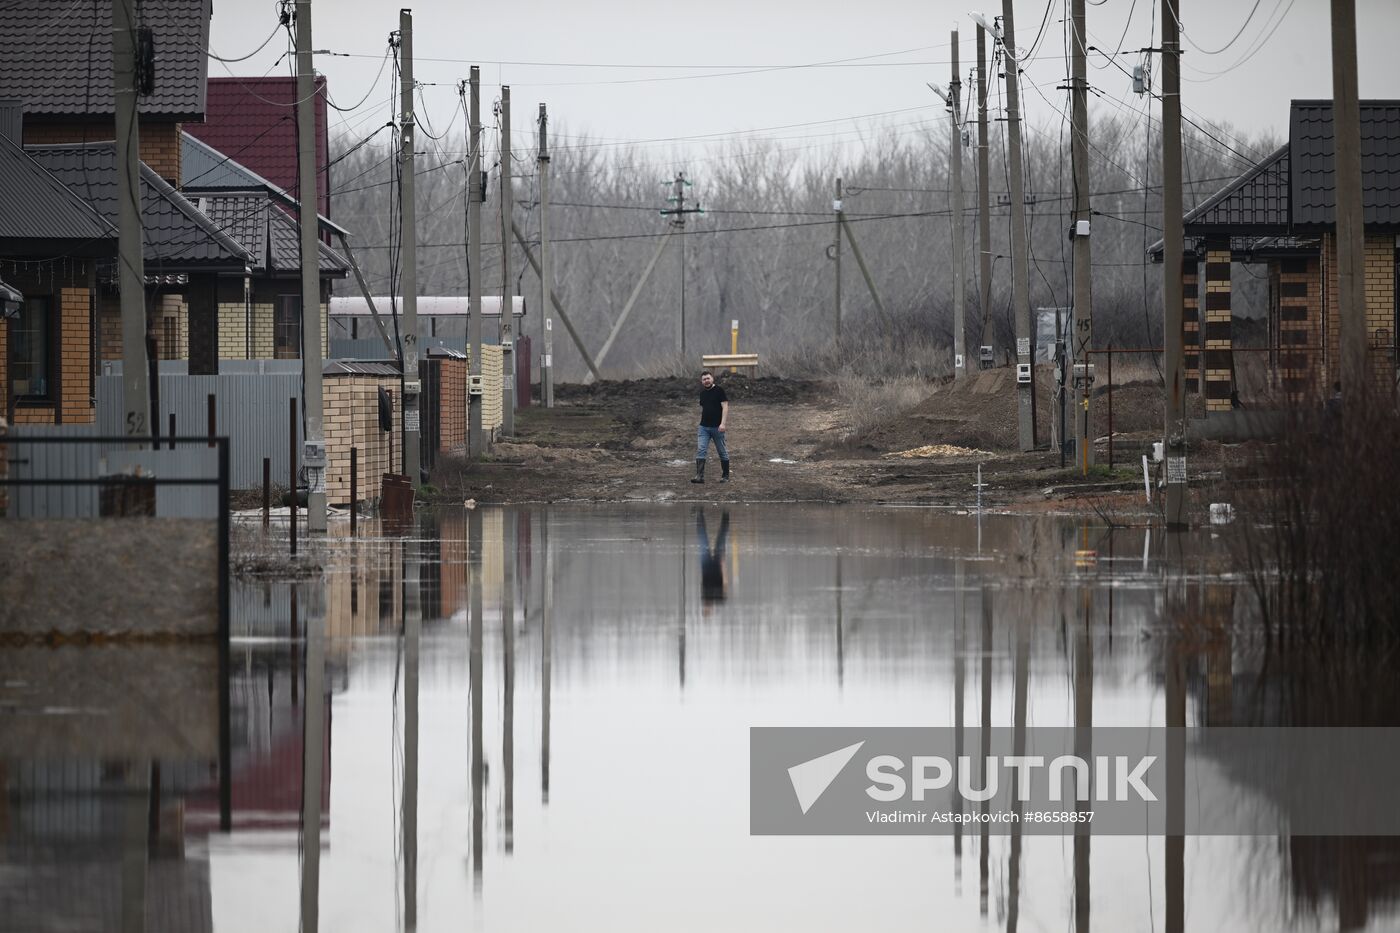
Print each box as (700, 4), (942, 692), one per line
(690, 458), (705, 484)
(720, 459), (731, 483)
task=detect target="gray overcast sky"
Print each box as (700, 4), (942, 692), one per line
(209, 0), (1399, 173)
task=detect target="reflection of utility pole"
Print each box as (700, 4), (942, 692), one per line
(402, 536), (421, 928)
(541, 510), (552, 801)
(1073, 575), (1093, 933)
(1161, 0), (1188, 528)
(299, 584), (326, 932)
(978, 583), (992, 917)
(1006, 611), (1029, 933)
(468, 508), (484, 884)
(502, 509), (515, 853)
(953, 559), (965, 868)
(660, 173), (703, 358)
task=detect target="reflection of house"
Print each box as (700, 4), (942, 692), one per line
(1151, 100), (1399, 408)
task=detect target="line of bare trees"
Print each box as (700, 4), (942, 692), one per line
(330, 108), (1278, 381)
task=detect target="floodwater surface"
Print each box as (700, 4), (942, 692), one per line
(3, 504), (1396, 932)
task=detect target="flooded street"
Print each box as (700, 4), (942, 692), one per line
(6, 504), (1397, 932)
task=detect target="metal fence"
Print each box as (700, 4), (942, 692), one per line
(96, 374), (302, 490)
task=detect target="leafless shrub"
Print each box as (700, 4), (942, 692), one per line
(1231, 380), (1400, 644)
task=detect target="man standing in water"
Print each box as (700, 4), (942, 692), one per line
(691, 370), (730, 484)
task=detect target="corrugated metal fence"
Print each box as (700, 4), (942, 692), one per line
(97, 373), (303, 490)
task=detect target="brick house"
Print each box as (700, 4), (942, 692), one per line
(1153, 100), (1400, 409)
(0, 127), (116, 426)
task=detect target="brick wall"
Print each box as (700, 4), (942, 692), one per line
(1276, 257), (1322, 400)
(1322, 233), (1396, 388)
(217, 301), (248, 359)
(439, 357), (466, 450)
(474, 345), (505, 432)
(1182, 258), (1200, 394)
(22, 121), (182, 186)
(323, 374), (401, 506)
(251, 302), (275, 358)
(59, 287), (93, 424)
(98, 294), (122, 361)
(1202, 249), (1233, 413)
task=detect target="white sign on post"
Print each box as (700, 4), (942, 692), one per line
(1167, 456), (1187, 484)
(404, 409), (420, 433)
(1016, 337), (1031, 359)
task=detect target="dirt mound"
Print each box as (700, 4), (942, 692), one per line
(829, 367), (1166, 455)
(555, 374), (827, 405)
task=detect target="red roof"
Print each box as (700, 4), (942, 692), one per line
(185, 77), (331, 224)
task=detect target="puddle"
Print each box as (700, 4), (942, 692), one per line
(3, 504), (1394, 932)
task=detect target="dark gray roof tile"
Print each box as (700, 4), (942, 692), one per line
(0, 0), (211, 121)
(0, 137), (115, 252)
(1290, 99), (1400, 229)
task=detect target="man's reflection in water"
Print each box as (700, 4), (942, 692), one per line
(696, 509), (731, 608)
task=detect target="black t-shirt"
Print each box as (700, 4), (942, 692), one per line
(699, 384), (728, 427)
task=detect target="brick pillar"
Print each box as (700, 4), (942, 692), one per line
(1203, 247), (1233, 414)
(60, 286), (94, 424)
(1182, 256), (1200, 394)
(1364, 235), (1396, 388)
(187, 274), (219, 375)
(1277, 257), (1321, 402)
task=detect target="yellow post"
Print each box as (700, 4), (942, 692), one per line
(730, 319), (738, 373)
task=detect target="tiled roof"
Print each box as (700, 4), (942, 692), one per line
(1290, 100), (1400, 229)
(197, 194), (271, 271)
(268, 205), (349, 277)
(26, 144), (250, 271)
(0, 137), (115, 253)
(0, 0), (211, 121)
(184, 77), (331, 222)
(1182, 144), (1291, 235)
(181, 131), (351, 237)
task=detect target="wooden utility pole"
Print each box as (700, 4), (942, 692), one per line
(397, 9), (421, 484)
(1070, 0), (1095, 469)
(949, 31), (967, 379)
(498, 86), (515, 435)
(538, 104), (554, 407)
(834, 177), (843, 341)
(1000, 0), (1037, 450)
(114, 0), (149, 441)
(975, 25), (993, 360)
(296, 0), (327, 532)
(1331, 0), (1368, 395)
(467, 67), (484, 454)
(1161, 0), (1188, 529)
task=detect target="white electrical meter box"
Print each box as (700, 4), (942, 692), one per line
(468, 374), (485, 396)
(403, 380), (421, 396)
(1016, 363), (1032, 384)
(303, 441), (326, 469)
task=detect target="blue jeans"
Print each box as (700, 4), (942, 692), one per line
(696, 425), (729, 461)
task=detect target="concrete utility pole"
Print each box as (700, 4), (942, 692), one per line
(1161, 0), (1188, 529)
(467, 67), (484, 454)
(296, 0), (327, 532)
(498, 86), (515, 435)
(538, 103), (554, 407)
(397, 9), (421, 483)
(1331, 0), (1368, 395)
(660, 173), (702, 357)
(975, 25), (993, 359)
(1070, 0), (1095, 469)
(999, 1), (1038, 450)
(938, 29), (968, 381)
(113, 0), (149, 441)
(834, 177), (843, 341)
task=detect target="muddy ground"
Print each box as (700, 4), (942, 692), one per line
(425, 370), (1246, 517)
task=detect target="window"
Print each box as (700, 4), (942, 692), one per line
(9, 297), (52, 400)
(274, 295), (301, 359)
